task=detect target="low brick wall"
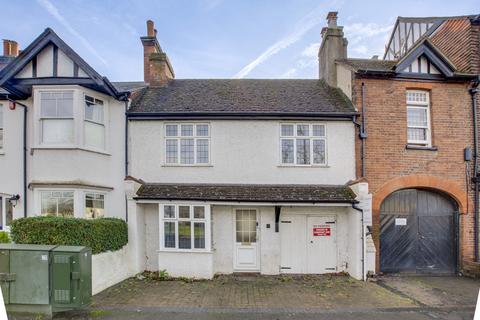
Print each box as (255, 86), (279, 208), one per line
(462, 260), (480, 278)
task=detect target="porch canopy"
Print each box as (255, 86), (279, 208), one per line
(133, 183), (357, 204)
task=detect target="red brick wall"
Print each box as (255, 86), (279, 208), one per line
(352, 77), (475, 270)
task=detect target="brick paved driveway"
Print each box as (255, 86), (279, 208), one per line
(8, 274), (478, 319)
(93, 274), (414, 309)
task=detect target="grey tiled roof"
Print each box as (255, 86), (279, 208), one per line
(128, 79), (355, 115)
(135, 183), (357, 203)
(112, 81), (147, 93)
(337, 59), (397, 72)
(0, 56), (15, 71)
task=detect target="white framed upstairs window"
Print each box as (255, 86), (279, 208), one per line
(84, 95), (105, 150)
(0, 104), (3, 151)
(280, 123), (327, 166)
(406, 90), (431, 146)
(160, 204), (211, 251)
(40, 91), (74, 145)
(165, 123), (210, 165)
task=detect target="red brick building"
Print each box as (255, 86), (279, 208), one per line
(319, 12), (480, 274)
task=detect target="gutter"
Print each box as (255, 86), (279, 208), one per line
(132, 197), (359, 204)
(5, 98), (28, 217)
(470, 76), (480, 261)
(126, 111), (359, 121)
(351, 203), (366, 281)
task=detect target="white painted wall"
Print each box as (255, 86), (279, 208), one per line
(336, 64), (353, 100)
(129, 120), (356, 185)
(92, 245), (136, 295)
(141, 202), (365, 279)
(0, 85), (126, 223)
(158, 252), (214, 279)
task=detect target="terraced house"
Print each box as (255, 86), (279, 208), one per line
(1, 11), (479, 285)
(322, 12), (480, 274)
(125, 20), (372, 280)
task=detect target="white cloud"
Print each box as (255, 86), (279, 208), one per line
(301, 42), (320, 58)
(233, 3), (334, 79)
(37, 0), (108, 66)
(343, 22), (392, 58)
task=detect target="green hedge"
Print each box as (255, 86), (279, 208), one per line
(10, 217), (128, 254)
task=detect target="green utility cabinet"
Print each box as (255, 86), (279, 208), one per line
(0, 244), (92, 315)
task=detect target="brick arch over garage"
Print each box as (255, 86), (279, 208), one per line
(373, 174), (468, 215)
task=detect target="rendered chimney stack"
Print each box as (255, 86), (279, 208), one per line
(321, 27), (328, 38)
(318, 11), (348, 87)
(3, 39), (19, 57)
(140, 20), (175, 86)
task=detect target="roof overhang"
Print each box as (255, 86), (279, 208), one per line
(126, 111), (359, 121)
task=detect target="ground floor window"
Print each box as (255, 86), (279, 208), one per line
(0, 196), (13, 230)
(37, 188), (108, 218)
(41, 191), (74, 217)
(160, 204), (210, 251)
(85, 192), (105, 218)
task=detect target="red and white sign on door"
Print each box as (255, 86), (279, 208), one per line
(313, 224), (331, 236)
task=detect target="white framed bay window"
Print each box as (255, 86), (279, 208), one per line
(165, 123), (210, 165)
(280, 123), (327, 166)
(406, 90), (431, 146)
(36, 188), (108, 218)
(34, 87), (109, 153)
(40, 91), (74, 145)
(0, 104), (4, 151)
(159, 204), (211, 251)
(84, 95), (105, 150)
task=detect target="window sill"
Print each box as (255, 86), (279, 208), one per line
(158, 249), (213, 254)
(32, 146), (111, 156)
(405, 145), (438, 151)
(277, 164), (330, 168)
(162, 164), (213, 168)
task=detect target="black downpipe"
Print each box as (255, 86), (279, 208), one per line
(351, 203), (365, 281)
(7, 98), (28, 217)
(123, 95), (129, 222)
(360, 82), (367, 177)
(470, 79), (479, 261)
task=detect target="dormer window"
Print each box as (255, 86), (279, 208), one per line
(40, 91), (74, 145)
(84, 95), (105, 150)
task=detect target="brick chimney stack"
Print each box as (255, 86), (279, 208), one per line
(318, 11), (348, 87)
(3, 39), (19, 57)
(140, 20), (174, 86)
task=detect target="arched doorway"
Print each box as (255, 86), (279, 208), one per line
(380, 188), (458, 274)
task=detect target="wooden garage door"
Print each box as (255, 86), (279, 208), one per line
(380, 189), (458, 274)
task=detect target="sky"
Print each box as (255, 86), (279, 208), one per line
(1, 0), (478, 81)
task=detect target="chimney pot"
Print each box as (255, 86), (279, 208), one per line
(326, 11), (338, 28)
(141, 20), (174, 85)
(3, 39), (19, 57)
(147, 20), (155, 37)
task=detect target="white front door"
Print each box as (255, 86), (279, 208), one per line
(307, 216), (337, 273)
(233, 209), (260, 271)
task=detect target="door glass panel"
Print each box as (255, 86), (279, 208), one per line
(235, 209), (256, 244)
